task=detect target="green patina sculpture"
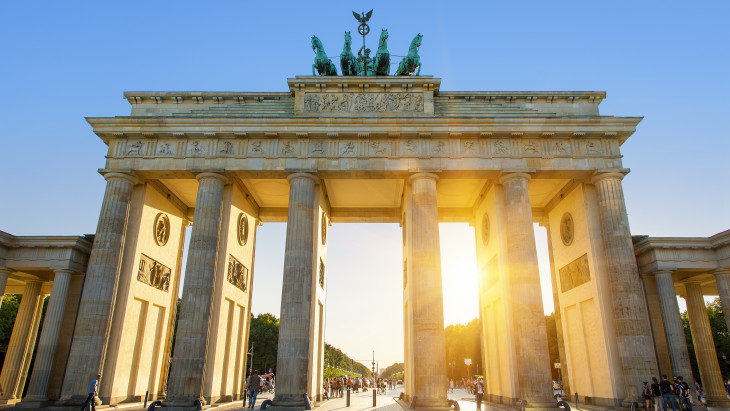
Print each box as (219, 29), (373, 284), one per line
(311, 35), (338, 76)
(356, 46), (375, 76)
(340, 31), (357, 76)
(395, 33), (423, 76)
(373, 29), (390, 76)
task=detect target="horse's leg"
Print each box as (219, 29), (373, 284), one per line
(416, 62), (421, 76)
(313, 64), (317, 76)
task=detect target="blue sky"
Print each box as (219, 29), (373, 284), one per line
(1, 1), (728, 367)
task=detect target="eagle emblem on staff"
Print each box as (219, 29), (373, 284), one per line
(353, 9), (373, 35)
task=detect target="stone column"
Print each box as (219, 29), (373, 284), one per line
(684, 282), (730, 406)
(0, 281), (42, 401)
(713, 269), (730, 334)
(591, 172), (658, 403)
(406, 173), (448, 408)
(273, 173), (319, 407)
(24, 269), (74, 402)
(0, 267), (9, 309)
(165, 173), (228, 408)
(499, 173), (555, 408)
(653, 271), (693, 383)
(59, 172), (138, 403)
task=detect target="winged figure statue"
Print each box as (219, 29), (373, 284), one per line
(352, 9), (373, 24)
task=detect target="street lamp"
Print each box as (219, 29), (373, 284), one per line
(464, 358), (472, 380)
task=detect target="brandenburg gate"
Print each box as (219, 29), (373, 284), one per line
(2, 73), (727, 411)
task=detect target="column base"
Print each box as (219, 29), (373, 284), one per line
(16, 400), (52, 408)
(703, 395), (730, 408)
(0, 399), (21, 405)
(271, 393), (306, 408)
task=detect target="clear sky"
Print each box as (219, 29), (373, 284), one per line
(1, 1), (728, 369)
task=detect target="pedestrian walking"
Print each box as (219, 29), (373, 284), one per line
(246, 370), (261, 409)
(642, 381), (654, 411)
(651, 377), (664, 411)
(676, 376), (692, 411)
(475, 378), (484, 411)
(80, 374), (100, 411)
(659, 375), (677, 411)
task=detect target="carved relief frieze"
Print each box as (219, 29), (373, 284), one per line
(552, 140), (570, 156)
(248, 140), (265, 156)
(303, 92), (424, 113)
(369, 140), (388, 156)
(431, 141), (447, 156)
(227, 255), (248, 292)
(340, 140), (356, 156)
(219, 141), (234, 155)
(522, 140), (540, 156)
(127, 141), (145, 156)
(188, 141), (208, 156)
(310, 140), (326, 156)
(137, 254), (171, 292)
(157, 142), (174, 156)
(462, 139), (479, 156)
(280, 140), (296, 156)
(493, 140), (510, 156)
(559, 254), (591, 293)
(585, 140), (602, 156)
(403, 139), (419, 156)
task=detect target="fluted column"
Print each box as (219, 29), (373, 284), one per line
(499, 173), (555, 408)
(714, 269), (730, 334)
(591, 172), (658, 403)
(684, 282), (730, 406)
(59, 172), (138, 403)
(406, 173), (448, 408)
(165, 173), (228, 408)
(0, 267), (9, 310)
(653, 271), (693, 384)
(273, 173), (319, 407)
(24, 269), (74, 402)
(0, 281), (42, 400)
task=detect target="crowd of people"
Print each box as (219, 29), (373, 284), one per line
(322, 376), (398, 399)
(641, 375), (699, 411)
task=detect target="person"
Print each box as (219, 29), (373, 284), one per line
(676, 376), (692, 411)
(475, 378), (484, 411)
(450, 379), (454, 393)
(651, 377), (664, 411)
(81, 374), (100, 411)
(659, 375), (677, 411)
(642, 381), (654, 411)
(246, 370), (261, 409)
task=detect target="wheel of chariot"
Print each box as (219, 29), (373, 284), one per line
(358, 23), (370, 36)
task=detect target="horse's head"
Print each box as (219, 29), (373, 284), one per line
(311, 35), (321, 51)
(379, 29), (389, 46)
(412, 33), (423, 49)
(344, 31), (351, 45)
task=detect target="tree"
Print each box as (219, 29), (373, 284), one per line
(444, 318), (482, 379)
(0, 295), (20, 367)
(681, 297), (730, 382)
(380, 362), (404, 378)
(248, 313), (279, 374)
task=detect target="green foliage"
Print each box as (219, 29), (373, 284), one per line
(380, 362), (404, 378)
(323, 343), (371, 378)
(444, 318), (482, 379)
(0, 295), (21, 367)
(545, 313), (561, 380)
(248, 313), (279, 374)
(681, 298), (730, 381)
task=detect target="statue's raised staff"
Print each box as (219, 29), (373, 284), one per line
(395, 33), (423, 76)
(340, 31), (357, 76)
(311, 35), (337, 76)
(373, 29), (390, 76)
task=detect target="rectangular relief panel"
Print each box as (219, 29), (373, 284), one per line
(559, 254), (591, 293)
(137, 254), (171, 292)
(227, 255), (249, 292)
(303, 93), (424, 113)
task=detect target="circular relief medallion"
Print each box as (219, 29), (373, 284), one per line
(481, 214), (490, 246)
(237, 213), (249, 246)
(321, 213), (328, 245)
(560, 212), (574, 246)
(153, 213), (170, 246)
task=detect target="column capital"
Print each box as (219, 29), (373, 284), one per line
(287, 172), (320, 184)
(590, 171), (626, 185)
(713, 268), (730, 276)
(52, 268), (75, 276)
(103, 172), (139, 185)
(0, 266), (12, 275)
(653, 270), (674, 278)
(498, 172), (531, 185)
(195, 172), (229, 184)
(408, 172), (439, 184)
